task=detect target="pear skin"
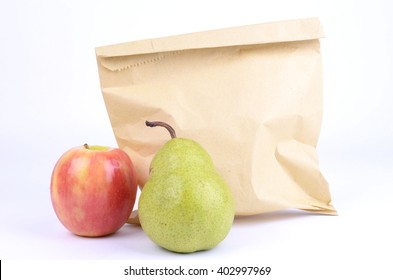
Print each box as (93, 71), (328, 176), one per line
(138, 121), (235, 253)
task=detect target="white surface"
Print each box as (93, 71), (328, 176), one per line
(1, 0), (392, 279)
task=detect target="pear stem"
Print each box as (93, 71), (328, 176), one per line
(145, 121), (177, 139)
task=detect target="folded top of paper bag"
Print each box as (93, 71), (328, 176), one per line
(96, 17), (324, 58)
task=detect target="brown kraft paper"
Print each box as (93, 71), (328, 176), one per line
(95, 17), (336, 216)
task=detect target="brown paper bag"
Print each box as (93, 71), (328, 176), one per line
(96, 18), (336, 216)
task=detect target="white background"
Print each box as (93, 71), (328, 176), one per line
(1, 0), (392, 279)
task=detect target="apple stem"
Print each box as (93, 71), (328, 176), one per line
(145, 121), (177, 139)
(83, 143), (89, 149)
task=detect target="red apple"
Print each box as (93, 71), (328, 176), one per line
(50, 144), (137, 237)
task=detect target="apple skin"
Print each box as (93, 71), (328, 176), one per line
(50, 144), (137, 237)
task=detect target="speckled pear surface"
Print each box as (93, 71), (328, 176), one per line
(138, 121), (235, 253)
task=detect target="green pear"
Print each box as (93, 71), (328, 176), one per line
(138, 121), (235, 253)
